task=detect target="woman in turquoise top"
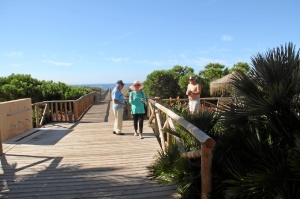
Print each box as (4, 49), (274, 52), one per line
(129, 81), (146, 139)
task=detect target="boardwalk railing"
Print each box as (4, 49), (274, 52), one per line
(33, 91), (96, 127)
(164, 97), (231, 112)
(147, 98), (216, 199)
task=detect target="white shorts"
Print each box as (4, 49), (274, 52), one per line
(189, 99), (200, 112)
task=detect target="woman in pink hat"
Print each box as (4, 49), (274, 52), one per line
(129, 81), (146, 139)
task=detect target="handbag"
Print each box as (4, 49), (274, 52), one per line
(141, 91), (147, 116)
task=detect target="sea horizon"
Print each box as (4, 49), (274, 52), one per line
(74, 83), (133, 90)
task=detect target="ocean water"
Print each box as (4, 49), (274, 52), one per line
(76, 83), (133, 90)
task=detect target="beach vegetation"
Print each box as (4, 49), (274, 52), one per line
(143, 62), (249, 99)
(0, 74), (92, 103)
(147, 42), (300, 198)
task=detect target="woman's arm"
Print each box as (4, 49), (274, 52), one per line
(129, 92), (133, 104)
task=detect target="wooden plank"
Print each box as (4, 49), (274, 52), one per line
(55, 102), (58, 121)
(50, 102), (54, 122)
(60, 101), (63, 121)
(201, 144), (213, 199)
(0, 100), (177, 198)
(64, 102), (68, 122)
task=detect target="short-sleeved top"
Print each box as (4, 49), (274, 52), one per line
(129, 91), (146, 114)
(112, 87), (125, 109)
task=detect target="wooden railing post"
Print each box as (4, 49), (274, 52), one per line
(55, 102), (58, 121)
(154, 107), (166, 152)
(201, 144), (213, 199)
(148, 98), (216, 197)
(166, 117), (172, 147)
(0, 129), (3, 155)
(35, 104), (40, 128)
(152, 97), (161, 137)
(73, 101), (78, 122)
(51, 103), (54, 122)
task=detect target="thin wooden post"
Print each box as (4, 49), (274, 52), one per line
(46, 102), (50, 120)
(146, 99), (149, 118)
(39, 104), (48, 127)
(81, 98), (84, 116)
(35, 104), (40, 128)
(148, 102), (155, 124)
(0, 129), (3, 155)
(69, 102), (72, 122)
(155, 107), (166, 152)
(73, 101), (78, 122)
(165, 118), (172, 147)
(153, 109), (159, 137)
(51, 102), (54, 122)
(60, 102), (63, 121)
(168, 117), (186, 154)
(201, 144), (213, 199)
(64, 102), (68, 122)
(55, 102), (58, 121)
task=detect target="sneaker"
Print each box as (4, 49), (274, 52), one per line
(134, 132), (138, 136)
(116, 132), (124, 135)
(113, 131), (116, 134)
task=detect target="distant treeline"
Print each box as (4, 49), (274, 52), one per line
(0, 74), (97, 103)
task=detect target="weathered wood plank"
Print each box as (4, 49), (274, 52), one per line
(1, 100), (177, 198)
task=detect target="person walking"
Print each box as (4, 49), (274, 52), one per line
(186, 75), (201, 114)
(112, 80), (126, 135)
(129, 81), (146, 139)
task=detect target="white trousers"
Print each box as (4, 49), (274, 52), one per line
(189, 98), (200, 113)
(113, 108), (123, 133)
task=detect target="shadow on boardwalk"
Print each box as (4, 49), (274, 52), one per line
(0, 100), (177, 199)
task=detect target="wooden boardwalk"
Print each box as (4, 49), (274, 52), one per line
(0, 96), (177, 198)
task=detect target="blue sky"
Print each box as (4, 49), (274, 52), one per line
(1, 0), (299, 84)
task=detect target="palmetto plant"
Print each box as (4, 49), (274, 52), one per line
(148, 43), (300, 198)
(147, 108), (219, 198)
(216, 43), (300, 198)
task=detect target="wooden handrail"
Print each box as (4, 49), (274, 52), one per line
(148, 98), (215, 198)
(33, 91), (96, 127)
(148, 99), (216, 148)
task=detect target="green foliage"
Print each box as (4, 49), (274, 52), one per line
(147, 140), (202, 199)
(0, 74), (42, 102)
(143, 65), (198, 98)
(143, 63), (247, 98)
(171, 65), (194, 77)
(143, 70), (181, 98)
(229, 62), (250, 74)
(148, 106), (219, 198)
(215, 42), (300, 198)
(199, 63), (230, 97)
(0, 74), (92, 102)
(199, 63), (229, 82)
(148, 43), (300, 198)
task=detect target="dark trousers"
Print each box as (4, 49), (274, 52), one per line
(133, 114), (144, 133)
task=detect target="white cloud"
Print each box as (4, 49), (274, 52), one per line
(180, 54), (186, 59)
(10, 64), (23, 68)
(102, 32), (133, 46)
(133, 59), (178, 67)
(110, 57), (130, 62)
(4, 51), (23, 58)
(193, 57), (228, 67)
(42, 60), (73, 66)
(199, 45), (218, 54)
(221, 35), (233, 42)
